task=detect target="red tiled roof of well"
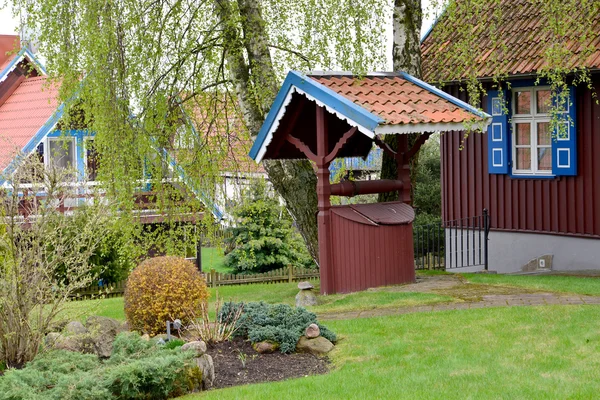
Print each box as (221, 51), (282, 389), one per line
(310, 74), (484, 125)
(421, 0), (600, 82)
(0, 76), (59, 170)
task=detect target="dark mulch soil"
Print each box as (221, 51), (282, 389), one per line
(205, 338), (330, 389)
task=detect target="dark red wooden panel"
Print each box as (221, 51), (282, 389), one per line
(441, 75), (600, 238)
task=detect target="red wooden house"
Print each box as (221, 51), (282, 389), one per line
(422, 0), (600, 273)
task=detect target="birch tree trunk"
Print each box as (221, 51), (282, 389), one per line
(379, 0), (423, 202)
(217, 0), (320, 263)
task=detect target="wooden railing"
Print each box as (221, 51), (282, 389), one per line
(70, 265), (319, 301)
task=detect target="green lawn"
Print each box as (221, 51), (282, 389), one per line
(201, 247), (229, 274)
(462, 273), (600, 296)
(59, 275), (600, 399)
(183, 305), (600, 399)
(63, 281), (452, 321)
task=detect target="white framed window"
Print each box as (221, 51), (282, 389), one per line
(511, 87), (553, 176)
(46, 137), (76, 172)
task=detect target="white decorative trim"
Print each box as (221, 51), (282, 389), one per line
(375, 119), (491, 135)
(255, 86), (375, 163)
(492, 148), (503, 167)
(492, 123), (503, 142)
(557, 148), (570, 168)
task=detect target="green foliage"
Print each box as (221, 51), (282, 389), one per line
(413, 137), (441, 219)
(219, 301), (336, 354)
(0, 333), (200, 400)
(224, 180), (314, 274)
(164, 339), (186, 350)
(124, 257), (209, 335)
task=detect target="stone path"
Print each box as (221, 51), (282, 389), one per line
(318, 274), (600, 321)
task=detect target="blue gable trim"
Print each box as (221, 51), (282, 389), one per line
(398, 72), (490, 119)
(0, 103), (66, 184)
(248, 70), (384, 161)
(0, 47), (47, 81)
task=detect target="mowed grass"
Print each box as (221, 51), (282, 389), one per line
(183, 305), (600, 400)
(463, 273), (600, 296)
(62, 281), (452, 322)
(201, 247), (229, 274)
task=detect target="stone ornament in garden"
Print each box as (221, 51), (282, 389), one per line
(295, 281), (318, 307)
(305, 323), (320, 339)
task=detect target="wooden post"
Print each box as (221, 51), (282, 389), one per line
(396, 135), (412, 204)
(315, 106), (335, 295)
(210, 268), (217, 288)
(288, 265), (293, 283)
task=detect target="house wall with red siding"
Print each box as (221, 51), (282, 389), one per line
(441, 74), (600, 239)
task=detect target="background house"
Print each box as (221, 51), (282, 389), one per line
(421, 1), (600, 273)
(0, 34), (225, 224)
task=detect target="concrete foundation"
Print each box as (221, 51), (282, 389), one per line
(445, 229), (600, 274)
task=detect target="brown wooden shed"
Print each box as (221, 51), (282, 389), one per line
(249, 71), (490, 294)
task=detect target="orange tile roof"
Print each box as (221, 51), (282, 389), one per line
(310, 74), (484, 126)
(0, 76), (59, 170)
(0, 35), (19, 69)
(421, 0), (600, 81)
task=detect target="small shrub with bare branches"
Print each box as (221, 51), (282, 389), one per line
(0, 157), (112, 368)
(185, 294), (244, 344)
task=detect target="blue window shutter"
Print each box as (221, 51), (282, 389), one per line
(552, 86), (577, 176)
(487, 90), (509, 174)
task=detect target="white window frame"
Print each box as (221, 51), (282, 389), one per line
(83, 136), (99, 182)
(511, 87), (553, 176)
(45, 136), (76, 171)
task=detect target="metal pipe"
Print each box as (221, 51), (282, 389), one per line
(330, 179), (404, 197)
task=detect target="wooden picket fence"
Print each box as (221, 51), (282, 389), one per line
(205, 266), (319, 287)
(70, 265), (319, 301)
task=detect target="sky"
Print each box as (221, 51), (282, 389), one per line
(0, 3), (438, 55)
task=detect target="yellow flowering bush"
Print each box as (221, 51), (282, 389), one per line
(124, 256), (209, 335)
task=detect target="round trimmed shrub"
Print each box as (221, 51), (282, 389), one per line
(124, 256), (209, 335)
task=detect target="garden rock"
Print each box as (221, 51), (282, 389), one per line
(296, 336), (334, 355)
(86, 316), (122, 358)
(54, 334), (96, 354)
(181, 341), (207, 356)
(296, 290), (318, 307)
(141, 334), (150, 341)
(64, 321), (88, 336)
(305, 323), (320, 339)
(195, 354), (215, 388)
(252, 340), (279, 354)
(44, 332), (61, 347)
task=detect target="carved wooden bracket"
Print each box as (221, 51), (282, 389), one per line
(286, 135), (318, 162)
(323, 127), (357, 164)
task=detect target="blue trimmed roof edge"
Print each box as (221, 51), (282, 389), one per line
(0, 47), (47, 82)
(0, 103), (65, 185)
(398, 71), (491, 119)
(249, 70), (384, 161)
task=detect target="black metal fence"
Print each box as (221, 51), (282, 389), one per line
(414, 209), (490, 271)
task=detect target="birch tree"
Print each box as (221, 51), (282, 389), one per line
(11, 0), (389, 263)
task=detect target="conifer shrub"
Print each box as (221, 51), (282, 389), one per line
(124, 256), (209, 335)
(219, 301), (336, 353)
(0, 333), (201, 400)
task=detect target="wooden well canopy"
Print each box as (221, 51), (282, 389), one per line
(250, 71), (490, 294)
